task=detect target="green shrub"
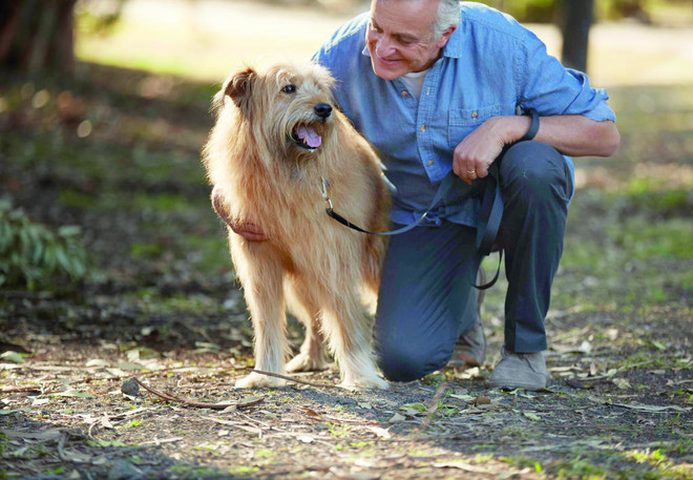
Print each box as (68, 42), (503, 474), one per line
(0, 200), (88, 290)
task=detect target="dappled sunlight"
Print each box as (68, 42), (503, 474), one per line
(2, 1), (692, 478)
(77, 0), (357, 81)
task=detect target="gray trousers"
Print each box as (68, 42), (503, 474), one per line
(375, 141), (574, 382)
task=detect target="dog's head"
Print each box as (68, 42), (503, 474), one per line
(216, 63), (337, 160)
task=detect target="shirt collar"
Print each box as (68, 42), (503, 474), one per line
(441, 24), (463, 59)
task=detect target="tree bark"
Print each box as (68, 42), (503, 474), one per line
(559, 0), (594, 72)
(0, 0), (76, 73)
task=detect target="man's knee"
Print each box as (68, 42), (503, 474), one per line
(500, 141), (569, 203)
(377, 342), (448, 382)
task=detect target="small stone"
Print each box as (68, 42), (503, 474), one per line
(121, 378), (140, 397)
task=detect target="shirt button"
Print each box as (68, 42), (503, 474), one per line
(427, 160), (434, 167)
(471, 111), (479, 119)
(420, 124), (426, 132)
(401, 90), (409, 97)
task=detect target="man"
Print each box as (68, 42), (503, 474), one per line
(310, 0), (620, 390)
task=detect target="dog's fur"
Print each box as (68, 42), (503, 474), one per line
(202, 63), (390, 389)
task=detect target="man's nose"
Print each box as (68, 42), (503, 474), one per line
(375, 36), (396, 58)
(314, 103), (332, 119)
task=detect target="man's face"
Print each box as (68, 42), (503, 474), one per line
(366, 0), (455, 80)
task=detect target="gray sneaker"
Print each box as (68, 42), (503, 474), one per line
(488, 346), (550, 390)
(448, 269), (487, 368)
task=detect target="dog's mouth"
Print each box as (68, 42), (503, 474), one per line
(290, 124), (322, 151)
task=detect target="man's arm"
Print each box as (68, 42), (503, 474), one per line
(452, 114), (620, 184)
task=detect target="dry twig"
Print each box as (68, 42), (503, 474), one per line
(0, 386), (42, 394)
(132, 377), (263, 410)
(418, 382), (449, 431)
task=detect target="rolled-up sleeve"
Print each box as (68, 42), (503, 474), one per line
(516, 30), (616, 123)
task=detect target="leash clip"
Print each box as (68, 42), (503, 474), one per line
(320, 177), (333, 210)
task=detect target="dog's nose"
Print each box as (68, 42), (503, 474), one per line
(314, 103), (332, 119)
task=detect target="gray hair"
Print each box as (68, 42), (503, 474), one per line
(433, 0), (460, 39)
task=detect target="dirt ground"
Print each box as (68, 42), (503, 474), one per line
(1, 57), (692, 479)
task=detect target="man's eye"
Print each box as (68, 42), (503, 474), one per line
(281, 84), (296, 94)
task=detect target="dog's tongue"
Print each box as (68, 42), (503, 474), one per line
(297, 125), (322, 148)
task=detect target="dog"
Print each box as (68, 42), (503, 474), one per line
(202, 63), (390, 390)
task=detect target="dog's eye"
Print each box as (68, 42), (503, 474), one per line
(281, 84), (297, 94)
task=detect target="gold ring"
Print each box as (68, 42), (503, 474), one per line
(467, 170), (477, 175)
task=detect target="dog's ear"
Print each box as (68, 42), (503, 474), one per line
(223, 67), (255, 113)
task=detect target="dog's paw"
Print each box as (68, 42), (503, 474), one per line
(339, 375), (389, 391)
(286, 352), (329, 373)
(234, 372), (286, 389)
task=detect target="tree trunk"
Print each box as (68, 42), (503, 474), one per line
(0, 0), (76, 73)
(559, 0), (593, 72)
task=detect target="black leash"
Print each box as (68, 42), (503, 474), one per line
(322, 165), (503, 290)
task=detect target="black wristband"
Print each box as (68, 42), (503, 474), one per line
(520, 108), (540, 142)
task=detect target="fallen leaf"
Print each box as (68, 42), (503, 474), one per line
(613, 403), (690, 413)
(613, 378), (631, 390)
(301, 407), (322, 418)
(449, 393), (475, 402)
(552, 341), (592, 354)
(365, 425), (392, 439)
(400, 403), (427, 416)
(60, 448), (92, 464)
(50, 389), (95, 399)
(1, 351), (25, 364)
(0, 409), (24, 415)
(116, 361), (144, 372)
(2, 428), (63, 441)
(99, 415), (114, 429)
(194, 341), (221, 352)
(473, 396), (492, 406)
(523, 412), (541, 421)
(9, 446), (30, 458)
(86, 359), (109, 368)
(388, 413), (406, 423)
(236, 396), (264, 408)
(297, 435), (315, 444)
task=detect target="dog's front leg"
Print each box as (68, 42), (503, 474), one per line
(321, 293), (388, 390)
(285, 279), (330, 373)
(232, 242), (288, 389)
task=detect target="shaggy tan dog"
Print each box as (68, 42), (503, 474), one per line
(203, 63), (390, 389)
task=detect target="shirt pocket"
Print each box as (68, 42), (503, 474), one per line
(448, 105), (502, 149)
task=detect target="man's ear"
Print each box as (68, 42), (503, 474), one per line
(436, 25), (456, 49)
(221, 67), (255, 114)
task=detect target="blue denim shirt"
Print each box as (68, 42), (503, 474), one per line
(313, 3), (616, 228)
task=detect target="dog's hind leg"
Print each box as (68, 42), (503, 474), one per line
(284, 278), (330, 373)
(320, 289), (388, 390)
(232, 243), (289, 389)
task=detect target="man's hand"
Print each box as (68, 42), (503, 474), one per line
(452, 116), (530, 185)
(211, 186), (268, 242)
